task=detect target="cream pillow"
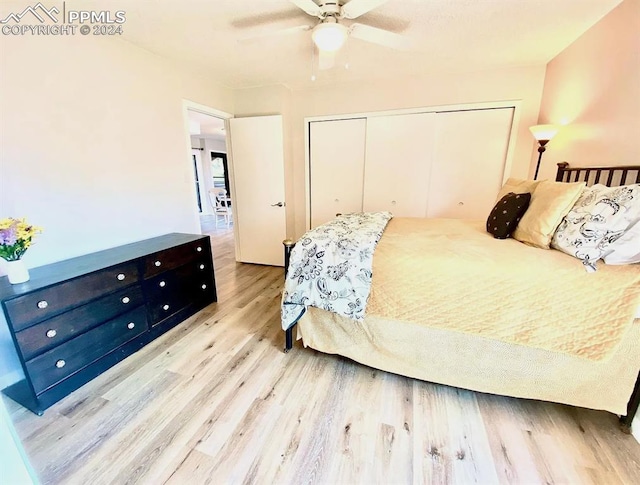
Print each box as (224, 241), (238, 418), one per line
(513, 181), (585, 249)
(496, 178), (542, 202)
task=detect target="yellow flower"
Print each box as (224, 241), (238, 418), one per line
(0, 217), (42, 261)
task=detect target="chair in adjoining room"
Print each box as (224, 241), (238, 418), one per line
(208, 188), (233, 228)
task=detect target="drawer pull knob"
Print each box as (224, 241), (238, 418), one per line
(201, 284), (207, 290)
(159, 281), (166, 288)
(127, 322), (135, 330)
(37, 300), (48, 309)
(46, 329), (57, 338)
(55, 359), (66, 369)
(196, 246), (202, 252)
(199, 264), (205, 270)
(122, 297), (131, 304)
(163, 304), (170, 311)
(154, 260), (162, 267)
(117, 273), (126, 281)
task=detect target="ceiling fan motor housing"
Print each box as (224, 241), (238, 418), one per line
(318, 2), (342, 18)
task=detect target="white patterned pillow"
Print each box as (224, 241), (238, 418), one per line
(551, 184), (640, 268)
(603, 220), (640, 265)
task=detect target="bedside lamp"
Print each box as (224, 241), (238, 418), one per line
(529, 124), (559, 180)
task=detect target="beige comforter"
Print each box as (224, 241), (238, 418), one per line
(365, 218), (640, 361)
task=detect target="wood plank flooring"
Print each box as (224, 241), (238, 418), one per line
(5, 224), (640, 484)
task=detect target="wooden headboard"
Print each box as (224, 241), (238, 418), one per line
(556, 162), (640, 187)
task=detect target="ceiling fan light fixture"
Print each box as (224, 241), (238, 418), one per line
(312, 21), (348, 52)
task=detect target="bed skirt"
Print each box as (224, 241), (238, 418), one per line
(297, 307), (640, 415)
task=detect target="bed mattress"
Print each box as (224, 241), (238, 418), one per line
(295, 218), (640, 414)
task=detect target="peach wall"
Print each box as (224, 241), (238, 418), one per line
(534, 0), (640, 180)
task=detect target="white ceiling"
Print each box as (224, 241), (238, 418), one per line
(62, 0), (621, 89)
(188, 110), (225, 139)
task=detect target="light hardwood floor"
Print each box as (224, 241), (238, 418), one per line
(6, 225), (640, 484)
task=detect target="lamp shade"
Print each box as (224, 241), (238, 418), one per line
(312, 22), (348, 52)
(529, 124), (559, 142)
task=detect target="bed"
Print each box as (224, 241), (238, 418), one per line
(281, 162), (640, 431)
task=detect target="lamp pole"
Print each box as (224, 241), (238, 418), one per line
(529, 124), (559, 180)
(534, 140), (549, 180)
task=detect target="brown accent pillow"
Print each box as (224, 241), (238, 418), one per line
(513, 181), (585, 249)
(486, 192), (532, 239)
(496, 178), (542, 202)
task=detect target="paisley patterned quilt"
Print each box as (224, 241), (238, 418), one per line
(281, 212), (392, 330)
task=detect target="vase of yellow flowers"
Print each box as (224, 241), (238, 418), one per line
(0, 218), (42, 284)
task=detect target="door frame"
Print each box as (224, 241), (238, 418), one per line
(191, 149), (205, 214)
(181, 100), (235, 246)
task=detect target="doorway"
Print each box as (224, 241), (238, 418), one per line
(186, 108), (234, 246)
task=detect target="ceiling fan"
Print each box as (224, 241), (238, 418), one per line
(239, 0), (412, 70)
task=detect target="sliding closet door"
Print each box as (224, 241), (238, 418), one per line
(427, 108), (514, 219)
(310, 118), (366, 228)
(362, 113), (437, 217)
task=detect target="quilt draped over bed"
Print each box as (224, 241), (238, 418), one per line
(363, 218), (640, 362)
(281, 212), (392, 330)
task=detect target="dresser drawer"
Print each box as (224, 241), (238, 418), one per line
(143, 239), (209, 278)
(4, 260), (140, 332)
(144, 257), (212, 302)
(25, 306), (147, 395)
(15, 285), (144, 361)
(145, 260), (213, 325)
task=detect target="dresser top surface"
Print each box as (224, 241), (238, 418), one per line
(0, 233), (208, 301)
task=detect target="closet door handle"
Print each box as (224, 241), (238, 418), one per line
(271, 202), (285, 207)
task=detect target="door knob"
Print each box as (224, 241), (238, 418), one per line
(271, 202), (285, 207)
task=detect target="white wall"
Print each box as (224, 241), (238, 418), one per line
(204, 137), (227, 154)
(233, 67), (545, 239)
(0, 34), (233, 386)
(289, 66), (546, 236)
(0, 398), (37, 484)
(1, 34), (233, 268)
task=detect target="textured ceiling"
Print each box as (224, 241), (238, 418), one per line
(50, 0), (624, 88)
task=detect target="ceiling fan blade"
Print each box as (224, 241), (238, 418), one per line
(238, 24), (311, 44)
(318, 49), (335, 70)
(349, 23), (413, 50)
(341, 0), (390, 19)
(289, 0), (322, 17)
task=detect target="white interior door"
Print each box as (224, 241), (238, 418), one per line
(229, 115), (286, 266)
(363, 112), (437, 217)
(427, 108), (514, 219)
(310, 118), (367, 228)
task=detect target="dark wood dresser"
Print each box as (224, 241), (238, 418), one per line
(0, 233), (216, 415)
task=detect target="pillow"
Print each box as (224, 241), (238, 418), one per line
(604, 219), (640, 265)
(513, 181), (585, 249)
(496, 178), (542, 202)
(552, 183), (640, 265)
(486, 192), (532, 239)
